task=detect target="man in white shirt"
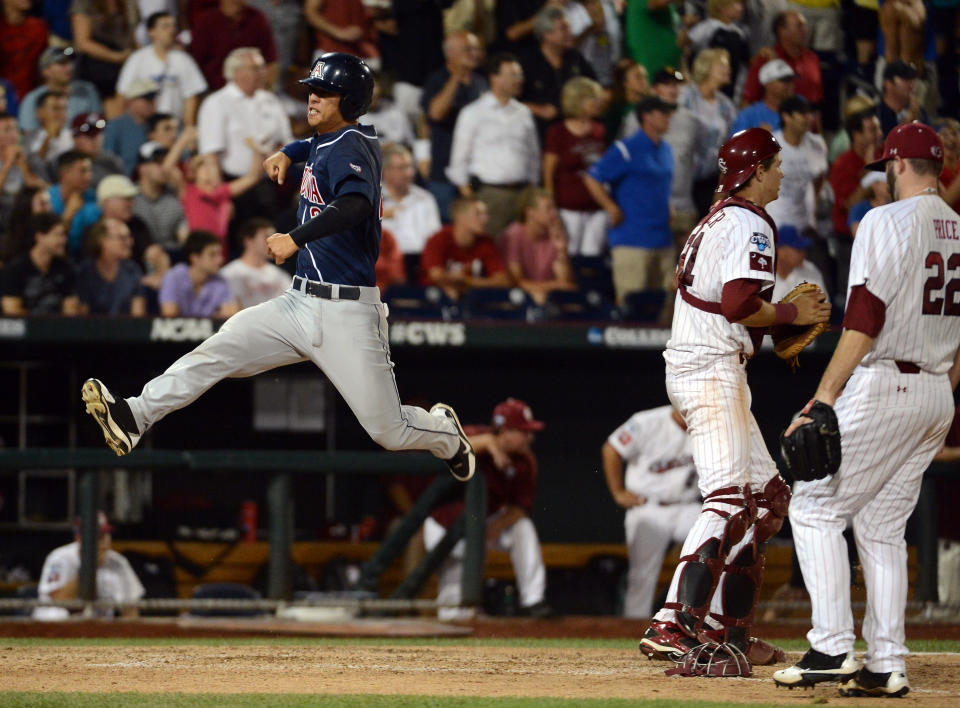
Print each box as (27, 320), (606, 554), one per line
(219, 217), (291, 308)
(771, 224), (826, 302)
(447, 53), (540, 239)
(24, 91), (73, 166)
(118, 11), (208, 127)
(382, 143), (442, 258)
(34, 511), (144, 620)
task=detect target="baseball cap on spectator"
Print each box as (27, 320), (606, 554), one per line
(883, 60), (918, 82)
(778, 224), (811, 250)
(860, 171), (886, 189)
(492, 398), (545, 432)
(97, 174), (139, 203)
(759, 59), (795, 85)
(125, 78), (160, 100)
(636, 95), (676, 115)
(138, 141), (168, 164)
(72, 112), (106, 137)
(38, 46), (75, 70)
(652, 66), (684, 85)
(866, 121), (944, 170)
(778, 95), (811, 116)
(72, 510), (114, 537)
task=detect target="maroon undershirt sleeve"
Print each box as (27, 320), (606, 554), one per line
(842, 284), (886, 337)
(720, 279), (765, 323)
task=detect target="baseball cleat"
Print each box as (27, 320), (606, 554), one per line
(81, 378), (141, 456)
(838, 669), (909, 698)
(430, 403), (475, 481)
(773, 648), (859, 688)
(639, 620), (700, 662)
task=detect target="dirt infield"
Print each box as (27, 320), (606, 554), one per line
(3, 643), (960, 705)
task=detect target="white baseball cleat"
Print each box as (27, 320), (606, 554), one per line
(81, 378), (141, 456)
(430, 403), (475, 481)
(839, 669), (910, 698)
(773, 648), (859, 688)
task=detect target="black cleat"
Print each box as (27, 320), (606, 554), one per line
(81, 378), (141, 456)
(430, 403), (476, 481)
(839, 669), (909, 698)
(773, 648), (859, 688)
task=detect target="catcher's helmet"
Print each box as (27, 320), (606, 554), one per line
(300, 53), (374, 122)
(715, 127), (781, 193)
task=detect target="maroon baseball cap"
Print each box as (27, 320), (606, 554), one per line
(866, 121), (944, 171)
(72, 112), (106, 137)
(492, 398), (544, 432)
(73, 510), (114, 537)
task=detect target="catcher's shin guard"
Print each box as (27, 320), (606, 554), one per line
(710, 476), (790, 645)
(666, 486), (757, 636)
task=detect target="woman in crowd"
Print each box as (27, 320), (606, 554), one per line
(70, 0), (139, 101)
(602, 58), (648, 141)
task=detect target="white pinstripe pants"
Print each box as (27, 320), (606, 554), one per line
(790, 363), (953, 673)
(653, 353), (780, 623)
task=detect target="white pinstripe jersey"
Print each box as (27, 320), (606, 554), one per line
(665, 204), (777, 372)
(851, 193), (960, 373)
(607, 406), (699, 504)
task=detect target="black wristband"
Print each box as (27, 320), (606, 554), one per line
(289, 193), (372, 247)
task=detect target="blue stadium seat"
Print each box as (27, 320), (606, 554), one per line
(544, 289), (615, 321)
(190, 582), (264, 617)
(570, 255), (615, 302)
(383, 285), (458, 320)
(620, 290), (667, 323)
(460, 287), (534, 321)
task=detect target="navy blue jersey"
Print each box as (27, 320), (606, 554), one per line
(281, 125), (382, 286)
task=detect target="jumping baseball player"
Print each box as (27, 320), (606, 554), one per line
(602, 405), (700, 618)
(639, 128), (831, 673)
(774, 122), (960, 698)
(80, 53), (475, 483)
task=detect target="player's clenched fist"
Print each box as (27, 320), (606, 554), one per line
(263, 151), (292, 185)
(266, 233), (298, 264)
(791, 289), (831, 325)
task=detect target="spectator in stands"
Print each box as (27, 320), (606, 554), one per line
(680, 48), (736, 216)
(133, 141), (186, 250)
(0, 212), (80, 315)
(500, 188), (575, 305)
(197, 47), (290, 225)
(103, 79), (160, 176)
(375, 227), (406, 294)
(96, 173), (155, 265)
(191, 0), (278, 91)
(602, 58), (649, 141)
(687, 0), (749, 100)
(117, 11), (208, 127)
(0, 0), (49, 100)
(495, 0), (548, 56)
(420, 29), (486, 221)
(18, 47), (102, 134)
(624, 0), (684, 78)
(879, 0), (926, 69)
(1, 113), (44, 215)
(770, 224), (826, 302)
(742, 11), (822, 118)
(937, 118), (960, 213)
(424, 398), (552, 620)
(584, 95), (675, 306)
(219, 217), (291, 309)
(248, 0), (301, 91)
(381, 143), (442, 261)
(766, 95), (827, 237)
(70, 0), (139, 101)
(70, 112), (125, 188)
(34, 511), (144, 620)
(304, 0), (378, 66)
(24, 91), (74, 166)
(49, 150), (100, 254)
(519, 5), (596, 140)
(785, 0), (842, 55)
(447, 54), (540, 241)
(827, 94), (877, 162)
(878, 60), (928, 137)
(847, 171), (891, 239)
(0, 185), (52, 265)
(420, 196), (511, 301)
(577, 0), (622, 87)
(729, 58), (794, 134)
(145, 113), (182, 151)
(158, 229), (238, 317)
(75, 217), (147, 315)
(543, 76), (606, 256)
(362, 73), (414, 147)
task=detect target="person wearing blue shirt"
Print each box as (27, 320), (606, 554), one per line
(584, 95), (675, 308)
(730, 59), (796, 136)
(18, 47), (101, 133)
(102, 79), (159, 175)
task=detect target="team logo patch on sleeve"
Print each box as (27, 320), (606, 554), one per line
(349, 163), (363, 174)
(617, 431), (633, 446)
(749, 251), (773, 273)
(749, 232), (770, 251)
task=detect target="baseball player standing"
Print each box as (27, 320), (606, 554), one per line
(774, 122), (960, 698)
(80, 53), (475, 483)
(602, 405), (700, 618)
(639, 127), (831, 672)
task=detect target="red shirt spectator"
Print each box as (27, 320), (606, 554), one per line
(741, 11), (823, 107)
(420, 225), (505, 286)
(190, 0), (278, 91)
(829, 111), (882, 237)
(544, 120), (605, 212)
(375, 227), (405, 294)
(304, 0), (378, 61)
(0, 0), (49, 100)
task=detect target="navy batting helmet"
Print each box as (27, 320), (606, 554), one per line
(716, 128), (781, 193)
(300, 53), (374, 122)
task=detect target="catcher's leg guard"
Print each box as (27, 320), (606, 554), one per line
(666, 485), (757, 636)
(710, 476), (791, 647)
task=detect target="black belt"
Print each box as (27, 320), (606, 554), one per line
(293, 276), (361, 300)
(473, 180), (529, 190)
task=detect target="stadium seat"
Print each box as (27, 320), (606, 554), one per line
(190, 582), (264, 617)
(544, 289), (614, 321)
(382, 285), (458, 320)
(570, 255), (615, 302)
(620, 290), (667, 323)
(460, 287), (534, 321)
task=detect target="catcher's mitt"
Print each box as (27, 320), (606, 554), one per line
(779, 400), (842, 483)
(770, 282), (828, 370)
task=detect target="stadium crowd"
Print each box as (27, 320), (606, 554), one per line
(1, 0), (960, 321)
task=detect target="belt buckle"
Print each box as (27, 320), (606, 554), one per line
(329, 284), (340, 301)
